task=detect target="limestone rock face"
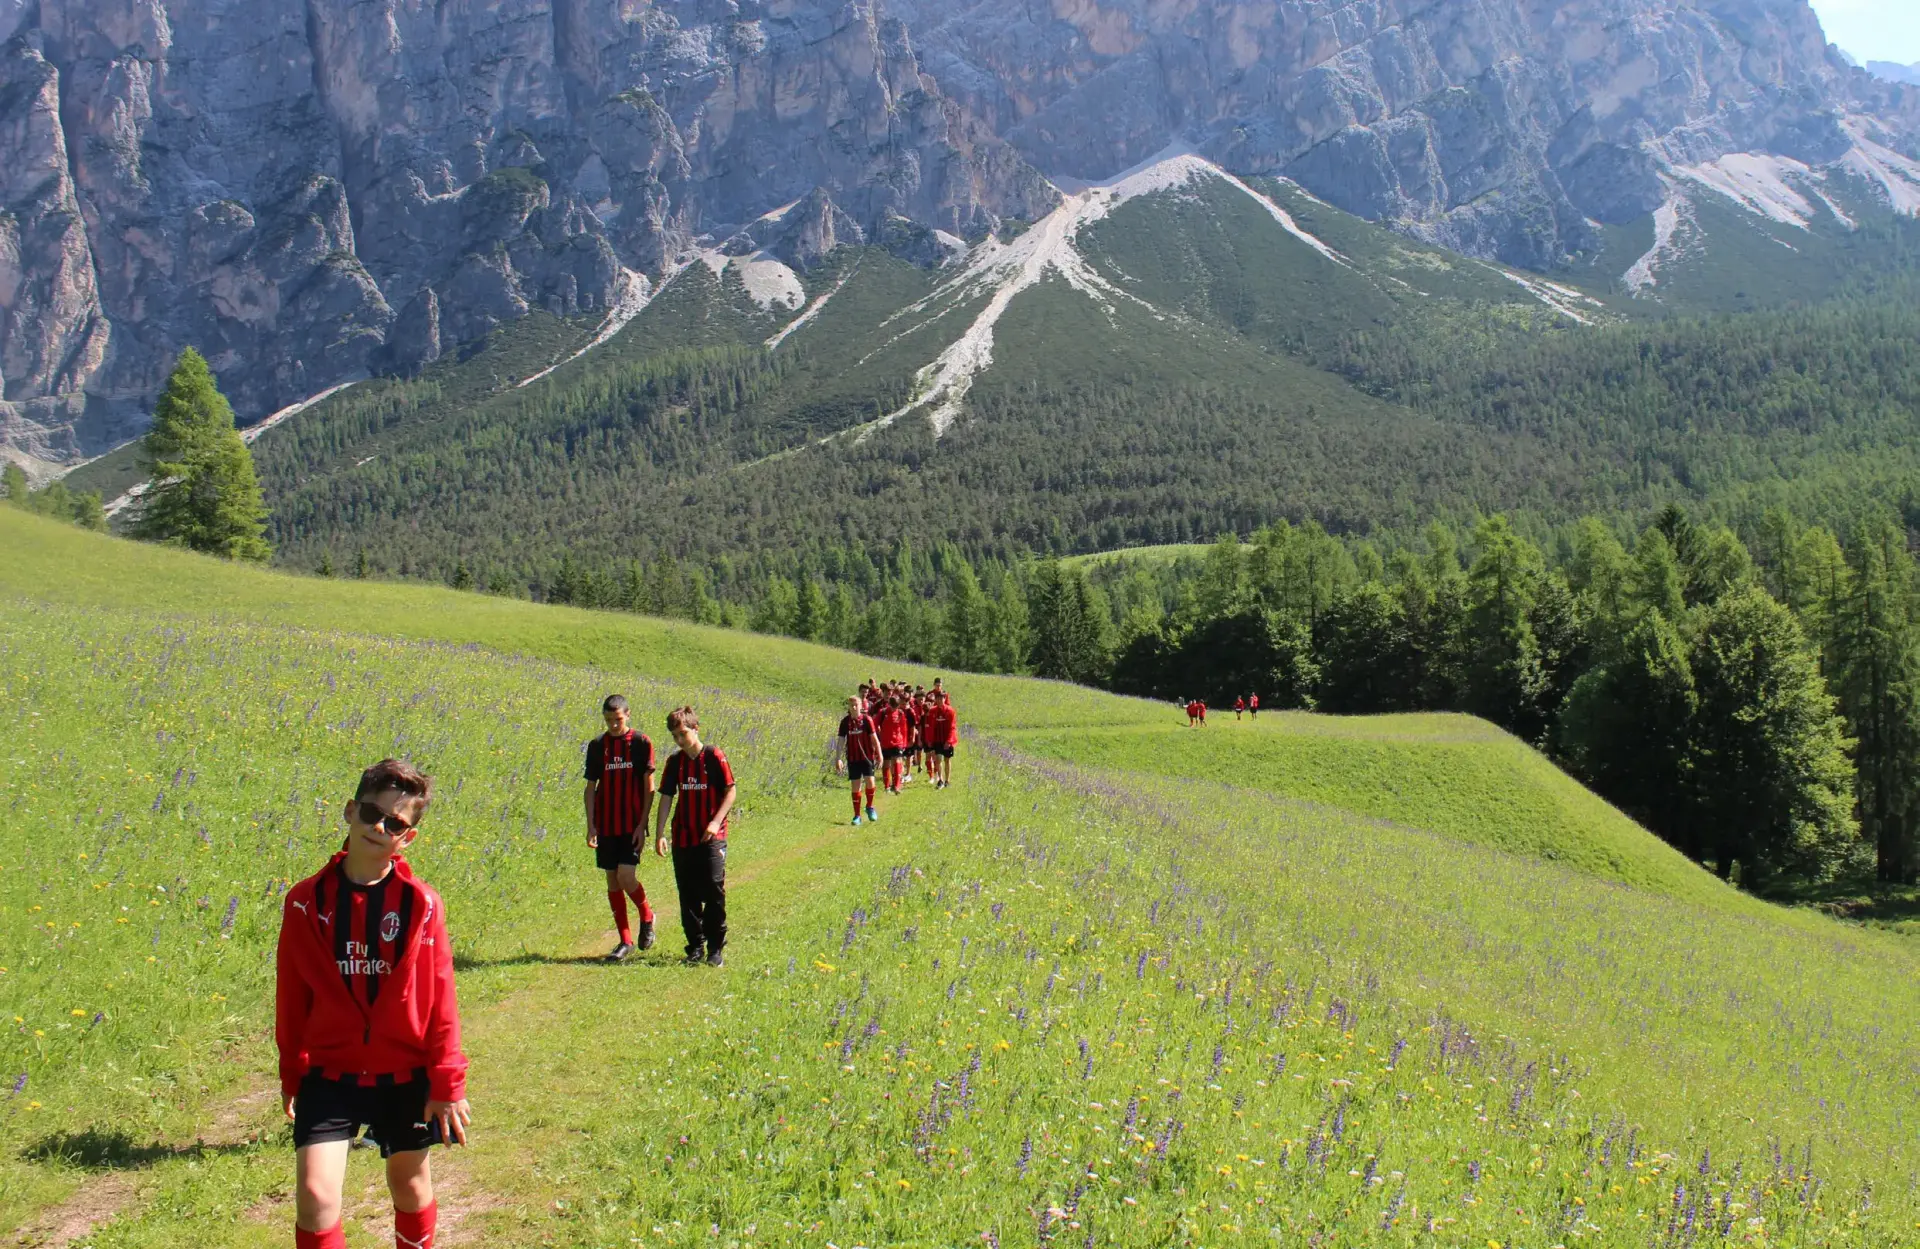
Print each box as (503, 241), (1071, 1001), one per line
(0, 0), (1055, 466)
(0, 0), (1914, 469)
(890, 0), (1910, 267)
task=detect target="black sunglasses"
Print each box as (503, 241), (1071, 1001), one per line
(357, 801), (417, 836)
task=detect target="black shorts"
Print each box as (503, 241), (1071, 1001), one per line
(882, 747), (908, 761)
(292, 1072), (435, 1157)
(931, 745), (954, 758)
(595, 832), (642, 870)
(847, 758), (876, 781)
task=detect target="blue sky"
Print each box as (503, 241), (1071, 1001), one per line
(1811, 0), (1920, 66)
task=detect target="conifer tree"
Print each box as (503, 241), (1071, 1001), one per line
(1462, 516), (1550, 739)
(2, 462), (29, 504)
(1832, 519), (1920, 883)
(451, 559), (474, 591)
(317, 551), (335, 578)
(1689, 586), (1858, 884)
(1560, 610), (1699, 854)
(133, 348), (271, 560)
(1027, 560), (1111, 685)
(794, 580), (830, 642)
(941, 563), (992, 671)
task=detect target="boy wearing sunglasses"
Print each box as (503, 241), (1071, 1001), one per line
(276, 759), (470, 1249)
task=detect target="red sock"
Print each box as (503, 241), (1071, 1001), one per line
(296, 1224), (346, 1249)
(626, 885), (654, 924)
(852, 790), (864, 818)
(394, 1202), (437, 1249)
(608, 890), (632, 945)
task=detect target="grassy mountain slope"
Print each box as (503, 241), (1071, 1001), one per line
(6, 510), (1920, 1246)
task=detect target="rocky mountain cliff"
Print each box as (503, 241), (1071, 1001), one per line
(2, 0), (1916, 474)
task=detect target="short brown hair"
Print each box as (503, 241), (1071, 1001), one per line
(666, 706), (699, 733)
(355, 758), (433, 809)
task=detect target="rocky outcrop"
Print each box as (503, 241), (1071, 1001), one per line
(0, 0), (1055, 469)
(1, 0), (1915, 471)
(890, 0), (1914, 269)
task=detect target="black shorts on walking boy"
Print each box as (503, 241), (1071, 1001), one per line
(292, 1071), (436, 1157)
(594, 832), (642, 870)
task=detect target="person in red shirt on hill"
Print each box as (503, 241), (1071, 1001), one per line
(922, 690), (960, 789)
(1184, 699), (1200, 727)
(1235, 695), (1246, 720)
(583, 694), (657, 961)
(1197, 699), (1209, 726)
(277, 758), (469, 1249)
(654, 707), (737, 967)
(877, 694), (913, 794)
(836, 694), (884, 825)
(1249, 692), (1260, 719)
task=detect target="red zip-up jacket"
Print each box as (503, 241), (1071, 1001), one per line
(922, 705), (959, 747)
(275, 852), (468, 1103)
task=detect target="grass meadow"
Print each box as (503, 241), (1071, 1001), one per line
(3, 509), (1919, 1247)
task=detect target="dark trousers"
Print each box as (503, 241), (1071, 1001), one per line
(672, 841), (727, 955)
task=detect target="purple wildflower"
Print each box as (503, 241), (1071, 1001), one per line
(9, 1073), (24, 1096)
(1018, 1134), (1033, 1176)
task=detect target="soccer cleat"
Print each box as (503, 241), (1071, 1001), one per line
(638, 921), (656, 951)
(852, 814), (863, 827)
(706, 950), (725, 968)
(867, 807), (879, 822)
(607, 941), (634, 962)
(683, 947), (706, 965)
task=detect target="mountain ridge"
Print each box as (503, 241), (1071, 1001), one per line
(6, 0), (1920, 480)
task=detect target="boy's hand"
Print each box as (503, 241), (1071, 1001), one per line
(586, 825), (598, 848)
(655, 836), (669, 857)
(704, 820), (722, 842)
(426, 1098), (472, 1145)
(284, 1095), (296, 1121)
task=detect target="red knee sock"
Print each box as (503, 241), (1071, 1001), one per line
(394, 1201), (437, 1249)
(608, 890), (632, 945)
(852, 790), (864, 818)
(296, 1224), (346, 1249)
(626, 885), (654, 924)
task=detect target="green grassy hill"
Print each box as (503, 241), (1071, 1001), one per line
(5, 509), (1920, 1248)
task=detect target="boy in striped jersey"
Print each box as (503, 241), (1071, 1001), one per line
(584, 695), (657, 960)
(654, 706), (737, 967)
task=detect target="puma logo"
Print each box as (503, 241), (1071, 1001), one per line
(396, 1231), (432, 1249)
(292, 900), (309, 915)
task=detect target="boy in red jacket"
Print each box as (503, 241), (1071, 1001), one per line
(277, 759), (470, 1249)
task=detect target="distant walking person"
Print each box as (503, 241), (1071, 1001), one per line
(877, 694), (913, 794)
(655, 707), (736, 967)
(277, 759), (469, 1249)
(922, 690), (959, 789)
(837, 695), (884, 825)
(584, 695), (657, 961)
(1248, 693), (1260, 719)
(1234, 696), (1246, 720)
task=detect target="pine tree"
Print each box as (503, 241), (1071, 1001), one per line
(1559, 609), (1700, 855)
(1832, 519), (1920, 883)
(983, 567), (1029, 675)
(2, 462), (30, 504)
(1315, 582), (1416, 714)
(941, 563), (991, 671)
(794, 580), (829, 642)
(354, 548), (371, 579)
(451, 559), (474, 590)
(317, 551), (336, 578)
(1689, 585), (1859, 885)
(1462, 516), (1551, 740)
(1027, 560), (1111, 685)
(133, 348), (271, 560)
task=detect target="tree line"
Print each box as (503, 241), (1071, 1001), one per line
(2, 462), (107, 531)
(662, 508), (1909, 894)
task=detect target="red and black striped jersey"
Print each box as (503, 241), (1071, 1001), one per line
(313, 862), (421, 1011)
(585, 730), (655, 837)
(660, 747), (735, 848)
(838, 714), (880, 762)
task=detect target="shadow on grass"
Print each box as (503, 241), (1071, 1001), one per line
(22, 1128), (258, 1172)
(1765, 874), (1920, 930)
